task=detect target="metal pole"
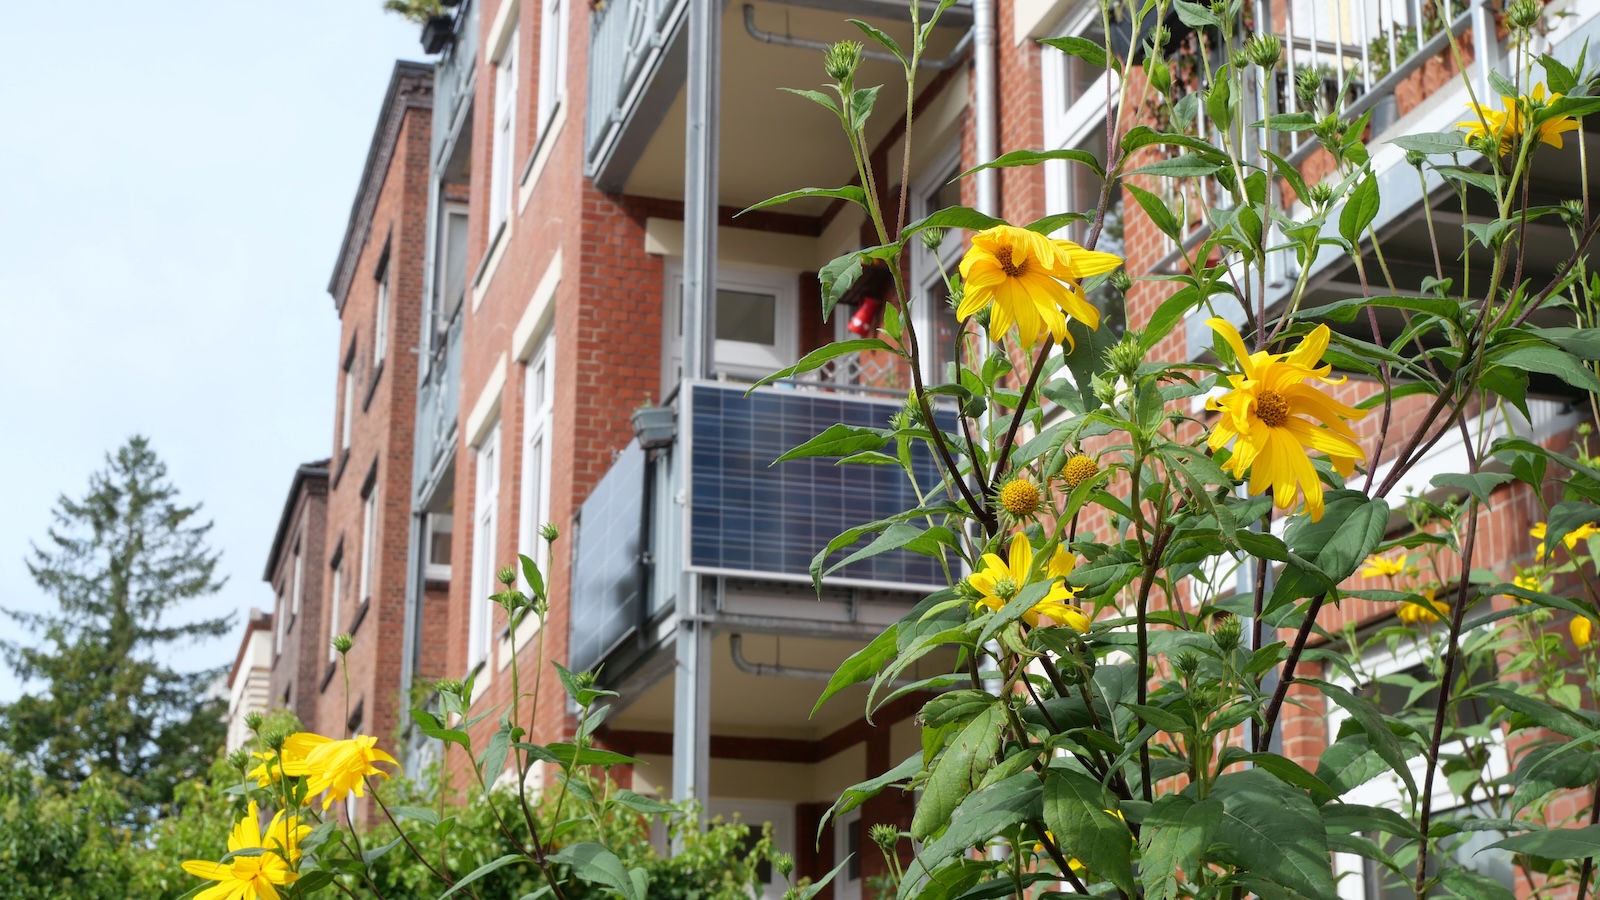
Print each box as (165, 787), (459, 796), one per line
(678, 0), (718, 803)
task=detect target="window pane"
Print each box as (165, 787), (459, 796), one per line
(716, 289), (777, 345)
(428, 514), (453, 567)
(1063, 17), (1105, 108)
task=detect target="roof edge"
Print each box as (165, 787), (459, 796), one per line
(263, 460), (331, 582)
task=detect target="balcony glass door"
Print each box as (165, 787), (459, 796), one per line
(664, 264), (797, 383)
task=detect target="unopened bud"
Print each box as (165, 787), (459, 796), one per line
(436, 678), (465, 696)
(1174, 652), (1201, 677)
(774, 853), (795, 878)
(1243, 33), (1281, 70)
(1507, 0), (1542, 30)
(262, 727), (290, 752)
(1307, 182), (1336, 209)
(227, 748), (252, 772)
(869, 823), (900, 852)
(497, 566), (517, 587)
(332, 633), (353, 655)
(1107, 337), (1143, 379)
(1313, 113), (1345, 144)
(920, 227), (949, 251)
(1405, 149), (1427, 169)
(540, 522), (561, 543)
(1109, 270), (1133, 294)
(245, 711), (265, 732)
(1295, 68), (1322, 108)
(1212, 614), (1244, 652)
(824, 41), (863, 85)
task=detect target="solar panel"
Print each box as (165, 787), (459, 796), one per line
(687, 383), (952, 589)
(569, 440), (646, 673)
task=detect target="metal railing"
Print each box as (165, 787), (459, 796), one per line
(584, 0), (690, 172)
(430, 0), (479, 168)
(413, 307), (464, 490)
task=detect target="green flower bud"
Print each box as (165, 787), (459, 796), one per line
(1307, 181), (1337, 209)
(1295, 68), (1322, 108)
(774, 853), (796, 879)
(1107, 336), (1143, 380)
(540, 522), (561, 543)
(1109, 270), (1133, 294)
(825, 41), (863, 85)
(1404, 149), (1427, 169)
(227, 748), (252, 772)
(869, 823), (900, 852)
(245, 711), (265, 733)
(1243, 33), (1281, 70)
(920, 227), (949, 251)
(436, 678), (466, 696)
(1174, 651), (1201, 677)
(1507, 0), (1542, 30)
(1212, 614), (1244, 652)
(497, 566), (518, 587)
(332, 633), (353, 655)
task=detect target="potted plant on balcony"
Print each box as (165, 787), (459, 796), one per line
(631, 396), (676, 450)
(382, 0), (455, 53)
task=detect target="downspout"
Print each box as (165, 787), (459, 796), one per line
(972, 0), (998, 216)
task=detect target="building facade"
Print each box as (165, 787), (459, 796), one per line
(217, 0), (1600, 896)
(225, 608), (274, 753)
(263, 459), (330, 729)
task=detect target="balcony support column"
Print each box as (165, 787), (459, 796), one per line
(681, 0), (720, 381)
(672, 575), (712, 823)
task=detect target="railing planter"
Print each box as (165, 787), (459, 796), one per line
(421, 14), (454, 53)
(630, 404), (677, 450)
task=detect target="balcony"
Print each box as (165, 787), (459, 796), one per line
(414, 307), (463, 496)
(568, 380), (952, 674)
(431, 0), (479, 171)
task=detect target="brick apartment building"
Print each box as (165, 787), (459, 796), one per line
(222, 0), (1600, 895)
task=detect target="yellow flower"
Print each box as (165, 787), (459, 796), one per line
(1397, 589), (1450, 625)
(998, 478), (1042, 517)
(1511, 572), (1544, 600)
(1458, 83), (1580, 154)
(1061, 453), (1098, 489)
(283, 733), (399, 810)
(969, 533), (1091, 632)
(957, 225), (1122, 347)
(246, 735), (319, 791)
(182, 801), (300, 900)
(1204, 319), (1367, 522)
(1531, 521), (1599, 561)
(1573, 616), (1594, 648)
(1359, 554), (1408, 579)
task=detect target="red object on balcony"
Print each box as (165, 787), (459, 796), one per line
(848, 296), (882, 338)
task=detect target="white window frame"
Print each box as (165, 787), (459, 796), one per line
(663, 263), (798, 383)
(374, 259), (391, 366)
(489, 27), (520, 237)
(469, 424), (502, 670)
(328, 557), (344, 663)
(520, 334), (556, 592)
(1329, 634), (1511, 900)
(360, 481), (379, 604)
(832, 806), (863, 900)
(435, 202), (470, 339)
(424, 513), (454, 582)
(910, 141), (964, 385)
(291, 538), (304, 619)
(340, 356), (355, 452)
(706, 798), (795, 900)
(536, 0), (566, 134)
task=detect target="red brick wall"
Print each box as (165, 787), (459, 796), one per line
(267, 473), (328, 731)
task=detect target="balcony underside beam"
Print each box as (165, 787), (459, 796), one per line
(762, 0), (971, 26)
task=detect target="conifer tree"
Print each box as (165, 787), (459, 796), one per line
(0, 436), (233, 812)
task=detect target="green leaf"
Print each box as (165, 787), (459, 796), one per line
(548, 842), (642, 900)
(849, 84), (882, 131)
(1480, 686), (1599, 739)
(826, 523), (953, 575)
(1039, 35), (1107, 68)
(438, 854), (528, 899)
(518, 553), (546, 600)
(391, 805), (441, 827)
(480, 728), (512, 789)
(363, 836), (405, 865)
(900, 205), (1006, 240)
(740, 185), (867, 217)
(911, 703), (1005, 840)
(1321, 803), (1422, 840)
(1268, 492), (1389, 614)
(904, 773), (1043, 891)
(612, 788), (677, 816)
(820, 752), (922, 836)
(1207, 768), (1340, 900)
(1388, 131), (1468, 155)
(1317, 735), (1391, 797)
(1043, 765), (1137, 896)
(1440, 868), (1516, 900)
(1127, 154), (1223, 178)
(1300, 293), (1461, 325)
(813, 623), (899, 714)
(748, 339), (896, 391)
(1339, 174), (1380, 245)
(1125, 183), (1182, 242)
(956, 148), (1105, 181)
(778, 87), (841, 116)
(775, 424), (889, 463)
(1304, 679), (1418, 800)
(545, 743), (642, 767)
(819, 252), (864, 321)
(1484, 825), (1600, 859)
(847, 18), (905, 65)
(1430, 471), (1513, 504)
(1173, 0), (1223, 28)
(1487, 342), (1600, 394)
(1141, 286), (1202, 351)
(1023, 211), (1091, 235)
(1141, 795), (1222, 900)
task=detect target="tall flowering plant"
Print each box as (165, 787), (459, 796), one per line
(754, 0), (1600, 898)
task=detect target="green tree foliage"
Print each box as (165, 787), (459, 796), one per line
(0, 436), (232, 812)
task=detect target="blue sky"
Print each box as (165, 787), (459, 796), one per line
(0, 3), (427, 701)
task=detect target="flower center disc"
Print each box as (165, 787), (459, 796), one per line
(996, 247), (1022, 277)
(1255, 389), (1290, 427)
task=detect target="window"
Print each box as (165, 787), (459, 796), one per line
(489, 27), (520, 236)
(328, 555), (344, 663)
(910, 143), (964, 384)
(373, 258), (391, 366)
(469, 425), (501, 668)
(537, 0), (566, 132)
(432, 204), (470, 355)
(1330, 635), (1512, 900)
(1041, 8), (1125, 339)
(340, 353), (355, 453)
(290, 539), (304, 619)
(425, 513), (454, 581)
(832, 807), (863, 900)
(359, 479), (379, 604)
(274, 584), (286, 658)
(520, 336), (556, 581)
(706, 799), (794, 900)
(664, 265), (797, 382)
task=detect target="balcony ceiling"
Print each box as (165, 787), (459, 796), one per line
(623, 0), (968, 215)
(609, 632), (956, 740)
